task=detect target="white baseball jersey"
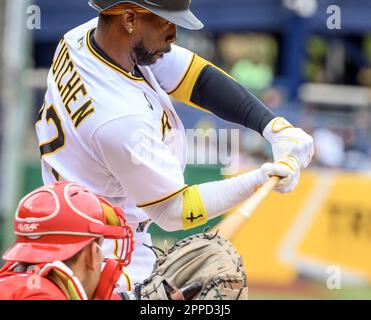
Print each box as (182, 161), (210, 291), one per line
(35, 17), (198, 288)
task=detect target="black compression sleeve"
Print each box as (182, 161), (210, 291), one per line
(190, 65), (276, 135)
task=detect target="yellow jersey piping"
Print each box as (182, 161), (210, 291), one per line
(86, 29), (145, 82)
(137, 185), (189, 208)
(167, 53), (196, 95)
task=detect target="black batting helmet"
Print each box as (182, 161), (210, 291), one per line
(88, 0), (204, 30)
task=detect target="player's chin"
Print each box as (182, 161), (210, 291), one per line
(138, 47), (171, 66)
(148, 51), (169, 65)
(141, 55), (162, 66)
(155, 45), (171, 57)
(156, 51), (168, 60)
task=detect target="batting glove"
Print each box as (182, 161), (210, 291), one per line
(263, 117), (314, 169)
(260, 157), (300, 193)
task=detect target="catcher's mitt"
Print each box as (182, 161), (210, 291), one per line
(139, 231), (248, 300)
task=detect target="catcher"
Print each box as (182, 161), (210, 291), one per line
(0, 182), (247, 300)
(0, 181), (134, 300)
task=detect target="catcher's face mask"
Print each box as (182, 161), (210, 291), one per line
(2, 182), (134, 300)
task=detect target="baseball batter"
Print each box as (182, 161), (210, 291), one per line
(35, 0), (314, 290)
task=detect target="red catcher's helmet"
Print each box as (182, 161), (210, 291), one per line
(2, 182), (134, 265)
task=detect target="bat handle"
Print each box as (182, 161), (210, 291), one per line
(210, 176), (280, 239)
(238, 176), (280, 219)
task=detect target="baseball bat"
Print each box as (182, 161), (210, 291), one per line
(211, 176), (280, 240)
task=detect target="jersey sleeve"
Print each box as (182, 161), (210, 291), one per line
(91, 115), (187, 208)
(150, 45), (274, 135)
(149, 44), (211, 112)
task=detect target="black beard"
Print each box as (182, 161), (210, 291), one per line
(133, 39), (171, 66)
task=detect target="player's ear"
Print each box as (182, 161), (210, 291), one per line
(122, 9), (136, 34)
(84, 243), (94, 271)
(85, 241), (101, 271)
(85, 240), (104, 271)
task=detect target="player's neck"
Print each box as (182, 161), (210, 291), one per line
(94, 27), (135, 73)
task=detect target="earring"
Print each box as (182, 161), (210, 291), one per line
(128, 28), (133, 34)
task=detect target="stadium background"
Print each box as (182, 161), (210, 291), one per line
(1, 0), (371, 299)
